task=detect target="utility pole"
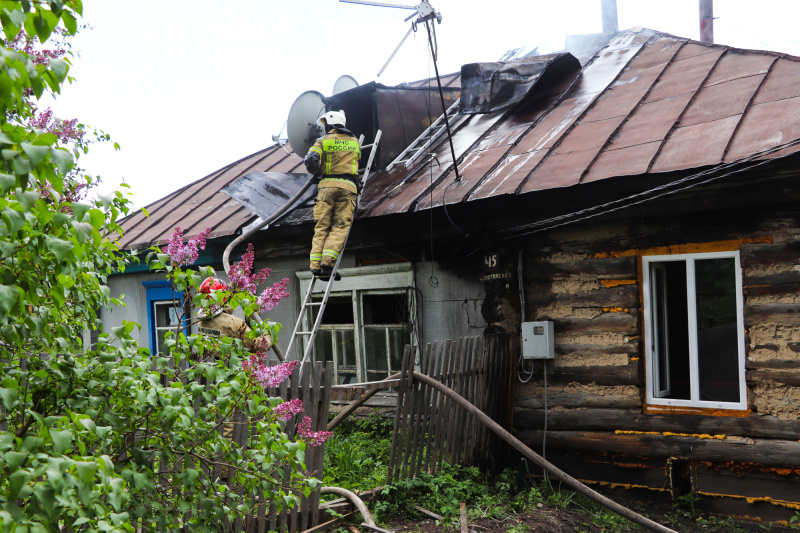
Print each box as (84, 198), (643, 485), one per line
(699, 0), (714, 43)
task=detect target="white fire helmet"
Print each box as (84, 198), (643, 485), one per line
(320, 110), (346, 128)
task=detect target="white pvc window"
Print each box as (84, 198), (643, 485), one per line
(642, 251), (747, 410)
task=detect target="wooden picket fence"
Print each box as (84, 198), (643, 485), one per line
(387, 334), (517, 483)
(232, 361), (333, 533)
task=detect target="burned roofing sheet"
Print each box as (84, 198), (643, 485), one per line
(460, 54), (580, 114)
(362, 28), (800, 217)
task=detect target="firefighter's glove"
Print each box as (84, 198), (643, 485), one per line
(304, 151), (321, 175)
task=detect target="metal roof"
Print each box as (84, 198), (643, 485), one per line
(118, 28), (800, 250)
(117, 146), (304, 249)
(360, 28), (800, 216)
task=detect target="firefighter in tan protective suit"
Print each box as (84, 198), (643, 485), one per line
(197, 277), (272, 447)
(303, 110), (360, 279)
(197, 277), (272, 353)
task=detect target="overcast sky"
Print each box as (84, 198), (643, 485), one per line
(49, 0), (800, 209)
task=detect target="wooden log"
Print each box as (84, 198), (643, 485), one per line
(541, 361), (639, 386)
(695, 464), (800, 502)
(744, 305), (800, 327)
(747, 368), (800, 387)
(526, 255), (637, 277)
(513, 407), (800, 440)
(545, 314), (639, 337)
(516, 390), (642, 410)
(516, 430), (800, 467)
(747, 358), (800, 370)
(525, 287), (640, 309)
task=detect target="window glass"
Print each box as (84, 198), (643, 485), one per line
(695, 258), (739, 403)
(650, 261), (690, 399)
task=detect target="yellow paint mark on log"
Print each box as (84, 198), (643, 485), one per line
(592, 236), (773, 260)
(630, 356), (640, 361)
(580, 479), (669, 493)
(615, 430), (726, 440)
(600, 279), (636, 288)
(602, 307), (629, 313)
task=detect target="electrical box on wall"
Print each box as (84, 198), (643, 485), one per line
(522, 321), (554, 360)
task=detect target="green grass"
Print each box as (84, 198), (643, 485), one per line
(321, 414), (776, 532)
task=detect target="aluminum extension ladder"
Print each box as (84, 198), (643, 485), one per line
(285, 130), (383, 367)
(384, 98), (459, 172)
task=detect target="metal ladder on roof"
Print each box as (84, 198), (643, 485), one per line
(384, 98), (460, 172)
(285, 130), (383, 368)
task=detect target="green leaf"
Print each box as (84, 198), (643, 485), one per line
(46, 236), (73, 262)
(61, 10), (77, 34)
(33, 484), (56, 518)
(71, 221), (94, 244)
(71, 202), (90, 221)
(0, 285), (19, 318)
(8, 470), (32, 500)
(4, 451), (27, 471)
(48, 58), (68, 80)
(50, 428), (72, 453)
(21, 142), (49, 167)
(51, 147), (74, 175)
(0, 173), (15, 192)
(14, 188), (39, 211)
(75, 461), (96, 484)
(2, 207), (25, 235)
(88, 208), (104, 230)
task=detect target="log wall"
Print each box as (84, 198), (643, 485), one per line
(514, 201), (800, 521)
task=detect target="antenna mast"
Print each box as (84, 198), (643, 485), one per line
(339, 0), (461, 180)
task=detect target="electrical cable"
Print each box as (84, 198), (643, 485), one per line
(441, 179), (470, 238)
(423, 18), (460, 182)
(499, 138), (800, 238)
(517, 248), (535, 383)
(542, 358), (548, 481)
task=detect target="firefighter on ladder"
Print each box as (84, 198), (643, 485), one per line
(197, 277), (272, 453)
(303, 110), (360, 280)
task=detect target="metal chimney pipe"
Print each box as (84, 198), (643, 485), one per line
(601, 0), (618, 34)
(699, 0), (714, 43)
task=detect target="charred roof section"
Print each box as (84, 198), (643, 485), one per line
(324, 81), (459, 170)
(460, 53), (581, 114)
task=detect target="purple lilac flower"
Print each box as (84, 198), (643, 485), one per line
(273, 399), (305, 421)
(164, 227), (211, 266)
(228, 243), (270, 294)
(297, 416), (333, 447)
(252, 360), (299, 389)
(257, 278), (290, 313)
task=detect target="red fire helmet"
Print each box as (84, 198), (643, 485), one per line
(199, 277), (227, 295)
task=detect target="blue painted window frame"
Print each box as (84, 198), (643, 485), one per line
(142, 280), (186, 355)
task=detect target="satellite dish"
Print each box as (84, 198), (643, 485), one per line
(286, 90), (326, 158)
(332, 74), (359, 95)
